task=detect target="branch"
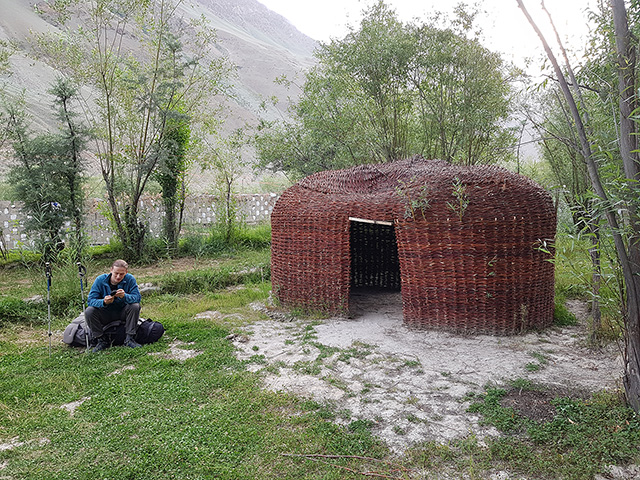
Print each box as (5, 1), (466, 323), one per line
(517, 0), (634, 299)
(542, 74), (602, 93)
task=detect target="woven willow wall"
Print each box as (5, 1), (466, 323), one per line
(271, 157), (556, 335)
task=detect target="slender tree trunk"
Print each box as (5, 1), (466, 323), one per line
(225, 176), (233, 244)
(611, 0), (640, 412)
(60, 92), (85, 261)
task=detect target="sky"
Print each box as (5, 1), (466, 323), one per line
(258, 0), (599, 71)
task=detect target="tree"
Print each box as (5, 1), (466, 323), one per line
(4, 79), (87, 262)
(256, 1), (515, 177)
(33, 0), (233, 260)
(206, 128), (249, 244)
(49, 78), (89, 260)
(155, 113), (190, 255)
(409, 22), (514, 166)
(517, 0), (640, 412)
(525, 86), (604, 340)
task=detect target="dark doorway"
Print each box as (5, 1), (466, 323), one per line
(349, 219), (401, 290)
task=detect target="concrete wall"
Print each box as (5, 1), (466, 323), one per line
(0, 193), (279, 249)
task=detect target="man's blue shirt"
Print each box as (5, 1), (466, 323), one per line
(87, 273), (141, 309)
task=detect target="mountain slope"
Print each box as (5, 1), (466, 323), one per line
(0, 0), (316, 141)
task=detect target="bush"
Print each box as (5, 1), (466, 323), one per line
(0, 296), (46, 327)
(179, 224), (271, 258)
(159, 264), (270, 295)
(236, 223), (271, 249)
(554, 297), (578, 327)
(25, 262), (87, 318)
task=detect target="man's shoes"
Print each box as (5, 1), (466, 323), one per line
(92, 337), (110, 353)
(123, 336), (142, 348)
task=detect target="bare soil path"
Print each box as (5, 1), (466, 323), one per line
(233, 291), (622, 453)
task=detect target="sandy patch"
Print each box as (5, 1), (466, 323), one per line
(195, 311), (224, 320)
(233, 290), (622, 453)
(60, 397), (90, 416)
(151, 339), (203, 362)
(108, 365), (137, 376)
(0, 437), (24, 452)
(0, 437), (49, 452)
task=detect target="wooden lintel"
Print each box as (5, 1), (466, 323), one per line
(348, 217), (393, 226)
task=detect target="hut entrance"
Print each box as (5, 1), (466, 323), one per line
(348, 218), (402, 317)
(349, 218), (401, 291)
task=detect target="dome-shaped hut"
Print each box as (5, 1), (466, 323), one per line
(271, 157), (556, 335)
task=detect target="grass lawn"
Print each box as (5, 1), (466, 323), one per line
(1, 244), (639, 479)
(0, 287), (394, 479)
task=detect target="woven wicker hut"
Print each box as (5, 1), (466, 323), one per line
(271, 157), (556, 335)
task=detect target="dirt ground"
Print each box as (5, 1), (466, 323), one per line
(231, 290), (623, 454)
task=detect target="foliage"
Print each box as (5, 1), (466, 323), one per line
(553, 297), (578, 327)
(467, 386), (640, 479)
(0, 296), (46, 327)
(159, 264), (270, 295)
(518, 0), (640, 409)
(0, 38), (14, 75)
(154, 114), (191, 255)
(553, 230), (624, 339)
(4, 79), (87, 263)
(256, 0), (515, 177)
(32, 0), (234, 260)
(200, 128), (251, 245)
(395, 178), (430, 220)
(526, 87), (594, 230)
(446, 176), (470, 221)
(48, 78), (89, 262)
(179, 223), (271, 258)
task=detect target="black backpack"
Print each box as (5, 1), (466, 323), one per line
(63, 314), (164, 348)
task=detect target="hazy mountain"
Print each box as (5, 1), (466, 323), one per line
(0, 0), (317, 148)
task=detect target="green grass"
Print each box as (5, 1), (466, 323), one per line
(466, 387), (640, 480)
(0, 280), (388, 479)
(554, 232), (621, 320)
(158, 259), (270, 295)
(0, 296), (47, 328)
(552, 230), (627, 341)
(178, 224), (272, 258)
(554, 296), (579, 326)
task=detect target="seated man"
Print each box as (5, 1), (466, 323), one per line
(85, 259), (142, 352)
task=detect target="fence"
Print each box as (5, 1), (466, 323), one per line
(0, 193), (279, 249)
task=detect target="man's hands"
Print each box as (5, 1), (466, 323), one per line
(104, 289), (125, 305)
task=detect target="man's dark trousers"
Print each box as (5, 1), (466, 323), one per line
(85, 303), (140, 338)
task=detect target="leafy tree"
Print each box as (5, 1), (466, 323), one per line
(49, 78), (88, 260)
(4, 79), (87, 262)
(33, 0), (233, 260)
(524, 86), (605, 339)
(256, 1), (514, 177)
(410, 23), (514, 165)
(206, 128), (249, 245)
(155, 113), (190, 255)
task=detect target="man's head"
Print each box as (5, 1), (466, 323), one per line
(110, 259), (129, 285)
